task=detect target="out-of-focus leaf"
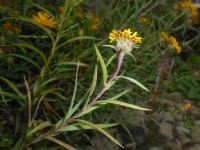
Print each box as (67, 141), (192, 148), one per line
(72, 119), (123, 148)
(45, 136), (77, 150)
(0, 76), (25, 101)
(27, 121), (51, 136)
(12, 43), (48, 65)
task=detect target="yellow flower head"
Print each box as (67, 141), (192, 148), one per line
(108, 28), (142, 53)
(161, 32), (182, 54)
(11, 10), (20, 16)
(183, 102), (192, 111)
(79, 28), (84, 36)
(177, 0), (198, 24)
(3, 22), (13, 31)
(32, 11), (56, 28)
(15, 27), (22, 33)
(139, 16), (150, 25)
(58, 6), (64, 14)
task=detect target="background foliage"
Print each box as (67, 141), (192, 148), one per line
(0, 0), (200, 149)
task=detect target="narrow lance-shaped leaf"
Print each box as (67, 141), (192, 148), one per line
(83, 64), (98, 108)
(94, 44), (107, 85)
(12, 43), (48, 65)
(0, 76), (25, 101)
(72, 119), (124, 148)
(0, 54), (41, 70)
(79, 90), (129, 117)
(45, 136), (77, 150)
(103, 89), (129, 101)
(88, 64), (98, 97)
(117, 76), (150, 92)
(97, 100), (151, 111)
(106, 53), (117, 67)
(27, 121), (51, 136)
(58, 123), (118, 132)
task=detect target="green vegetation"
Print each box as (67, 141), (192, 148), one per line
(0, 0), (199, 149)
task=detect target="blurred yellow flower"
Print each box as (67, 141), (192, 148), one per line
(91, 23), (98, 30)
(0, 47), (4, 54)
(58, 6), (64, 14)
(76, 9), (84, 18)
(3, 22), (13, 31)
(32, 11), (56, 28)
(139, 16), (150, 25)
(90, 16), (100, 30)
(183, 102), (192, 111)
(177, 0), (198, 24)
(160, 32), (182, 54)
(11, 10), (20, 16)
(109, 28), (142, 53)
(79, 28), (84, 36)
(15, 27), (22, 33)
(3, 22), (22, 34)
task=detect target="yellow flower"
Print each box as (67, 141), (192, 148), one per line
(3, 22), (22, 34)
(3, 22), (13, 31)
(90, 15), (100, 30)
(160, 32), (182, 54)
(0, 47), (4, 54)
(11, 10), (20, 16)
(139, 16), (150, 25)
(79, 28), (84, 36)
(109, 28), (142, 53)
(183, 102), (192, 111)
(15, 27), (22, 33)
(91, 23), (98, 30)
(177, 0), (198, 24)
(32, 11), (56, 28)
(58, 6), (64, 14)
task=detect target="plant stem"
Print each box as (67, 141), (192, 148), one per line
(92, 52), (125, 103)
(73, 52), (125, 119)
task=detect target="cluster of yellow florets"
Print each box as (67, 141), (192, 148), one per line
(109, 28), (142, 44)
(108, 28), (142, 53)
(177, 0), (198, 24)
(160, 32), (182, 54)
(32, 11), (56, 28)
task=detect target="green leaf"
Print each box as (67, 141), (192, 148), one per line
(117, 76), (150, 92)
(78, 104), (101, 117)
(94, 44), (107, 85)
(11, 43), (48, 65)
(79, 90), (129, 117)
(106, 53), (117, 67)
(0, 77), (25, 101)
(58, 123), (118, 132)
(97, 100), (151, 111)
(0, 54), (41, 70)
(59, 94), (87, 129)
(103, 89), (129, 101)
(45, 136), (77, 150)
(0, 90), (22, 103)
(72, 119), (123, 148)
(88, 64), (98, 98)
(57, 36), (99, 50)
(27, 121), (51, 136)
